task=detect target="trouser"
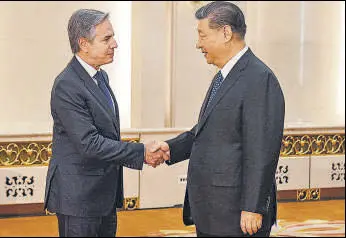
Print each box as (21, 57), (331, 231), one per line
(56, 211), (117, 237)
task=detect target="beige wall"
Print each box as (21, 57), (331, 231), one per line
(0, 1), (130, 134)
(245, 1), (345, 127)
(0, 1), (344, 135)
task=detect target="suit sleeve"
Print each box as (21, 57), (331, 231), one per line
(240, 70), (285, 214)
(165, 125), (197, 165)
(51, 78), (144, 170)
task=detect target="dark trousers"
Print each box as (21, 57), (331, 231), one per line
(56, 212), (117, 237)
(196, 228), (271, 237)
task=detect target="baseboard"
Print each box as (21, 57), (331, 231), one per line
(278, 187), (345, 202)
(0, 203), (45, 217)
(1, 188), (344, 217)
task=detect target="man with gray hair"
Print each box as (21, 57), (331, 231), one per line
(44, 9), (167, 237)
(153, 1), (285, 237)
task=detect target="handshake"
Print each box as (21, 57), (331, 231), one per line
(144, 141), (170, 168)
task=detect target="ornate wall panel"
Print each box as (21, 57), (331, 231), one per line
(0, 129), (344, 212)
(277, 131), (344, 201)
(276, 157), (310, 190)
(310, 155), (345, 188)
(0, 142), (52, 167)
(0, 137), (140, 209)
(280, 133), (345, 156)
(0, 166), (48, 205)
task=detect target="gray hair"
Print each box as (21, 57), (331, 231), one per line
(195, 1), (247, 39)
(68, 9), (109, 53)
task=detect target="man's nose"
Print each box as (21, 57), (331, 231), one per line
(111, 38), (118, 49)
(196, 40), (201, 49)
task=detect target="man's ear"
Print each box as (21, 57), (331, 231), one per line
(78, 37), (89, 53)
(223, 25), (233, 42)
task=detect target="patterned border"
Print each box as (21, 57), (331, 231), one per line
(124, 197), (140, 210)
(281, 134), (345, 157)
(278, 188), (345, 202)
(0, 142), (52, 166)
(0, 138), (140, 167)
(297, 188), (321, 201)
(0, 133), (344, 167)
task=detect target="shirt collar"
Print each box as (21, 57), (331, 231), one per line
(75, 54), (99, 78)
(220, 45), (249, 80)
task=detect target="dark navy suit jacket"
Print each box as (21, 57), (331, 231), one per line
(44, 56), (144, 217)
(166, 49), (285, 236)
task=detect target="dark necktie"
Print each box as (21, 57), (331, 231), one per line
(94, 71), (114, 112)
(206, 71), (224, 109)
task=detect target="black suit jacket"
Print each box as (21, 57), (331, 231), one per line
(166, 48), (285, 236)
(44, 56), (144, 217)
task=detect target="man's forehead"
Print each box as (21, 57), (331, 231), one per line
(95, 20), (114, 34)
(197, 18), (210, 31)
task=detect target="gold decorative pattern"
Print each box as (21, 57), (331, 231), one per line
(297, 188), (321, 201)
(124, 197), (139, 210)
(297, 189), (309, 201)
(0, 142), (52, 167)
(0, 133), (344, 166)
(281, 134), (345, 157)
(309, 188), (321, 201)
(0, 138), (139, 167)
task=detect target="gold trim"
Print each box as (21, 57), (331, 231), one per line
(297, 189), (309, 201)
(309, 188), (321, 201)
(124, 197), (139, 210)
(0, 142), (52, 167)
(281, 134), (345, 157)
(0, 138), (140, 167)
(0, 132), (344, 167)
(297, 188), (321, 201)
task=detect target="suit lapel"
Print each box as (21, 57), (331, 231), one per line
(196, 49), (252, 136)
(70, 57), (120, 134)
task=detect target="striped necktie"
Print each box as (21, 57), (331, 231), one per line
(206, 71), (224, 109)
(94, 71), (114, 112)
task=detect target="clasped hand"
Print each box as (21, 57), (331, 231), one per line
(144, 141), (170, 168)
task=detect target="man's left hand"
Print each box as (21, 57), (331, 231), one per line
(240, 211), (263, 235)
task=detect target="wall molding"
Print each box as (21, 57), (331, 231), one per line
(0, 128), (344, 216)
(0, 138), (139, 167)
(0, 196), (140, 217)
(281, 133), (345, 157)
(1, 128), (344, 167)
(1, 187), (344, 217)
(277, 187), (345, 202)
(0, 203), (44, 217)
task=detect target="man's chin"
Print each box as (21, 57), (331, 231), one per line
(103, 58), (114, 65)
(205, 59), (213, 65)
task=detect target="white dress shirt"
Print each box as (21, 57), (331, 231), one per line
(75, 54), (99, 85)
(220, 45), (249, 81)
(75, 54), (115, 111)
